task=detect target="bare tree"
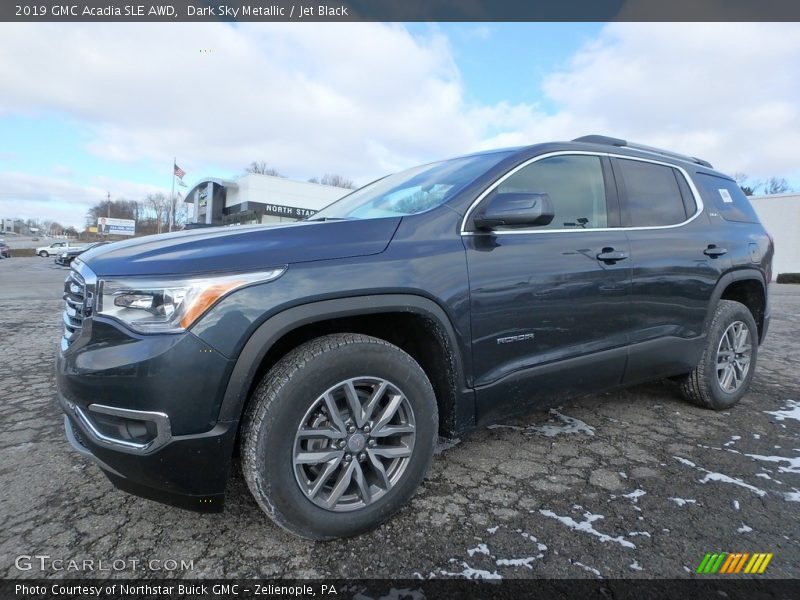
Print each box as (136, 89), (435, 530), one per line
(245, 161), (283, 177)
(146, 193), (168, 234)
(310, 174), (356, 189)
(764, 176), (791, 195)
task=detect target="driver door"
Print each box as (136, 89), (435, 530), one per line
(463, 153), (632, 423)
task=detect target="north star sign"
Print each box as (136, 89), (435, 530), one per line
(262, 204), (317, 219)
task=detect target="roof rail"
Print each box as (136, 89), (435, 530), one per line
(572, 135), (713, 169)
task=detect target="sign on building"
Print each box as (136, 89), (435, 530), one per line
(97, 217), (135, 236)
(262, 204), (317, 219)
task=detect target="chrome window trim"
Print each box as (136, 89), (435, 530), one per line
(459, 150), (705, 236)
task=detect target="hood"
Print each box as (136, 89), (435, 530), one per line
(79, 218), (402, 277)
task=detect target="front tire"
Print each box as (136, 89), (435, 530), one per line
(241, 333), (438, 540)
(679, 299), (758, 410)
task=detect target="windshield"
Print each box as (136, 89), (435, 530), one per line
(311, 151), (513, 221)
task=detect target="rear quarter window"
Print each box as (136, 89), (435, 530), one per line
(695, 173), (761, 223)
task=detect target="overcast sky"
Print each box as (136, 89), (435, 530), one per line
(0, 22), (798, 229)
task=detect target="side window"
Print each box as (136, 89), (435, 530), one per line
(695, 173), (761, 224)
(617, 159), (688, 227)
(496, 155), (608, 229)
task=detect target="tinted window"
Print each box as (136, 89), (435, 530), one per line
(695, 173), (761, 224)
(617, 159), (687, 226)
(497, 155), (608, 229)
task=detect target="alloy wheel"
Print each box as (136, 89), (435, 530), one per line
(292, 377), (416, 512)
(716, 320), (752, 393)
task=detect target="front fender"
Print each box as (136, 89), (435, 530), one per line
(213, 294), (472, 432)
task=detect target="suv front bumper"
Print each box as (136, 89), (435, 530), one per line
(56, 311), (239, 513)
(59, 392), (236, 512)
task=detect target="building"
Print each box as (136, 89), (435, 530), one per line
(750, 192), (800, 278)
(183, 173), (351, 227)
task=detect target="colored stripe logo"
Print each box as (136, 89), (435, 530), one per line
(696, 552), (773, 574)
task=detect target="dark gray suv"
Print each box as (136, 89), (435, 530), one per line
(56, 135), (773, 539)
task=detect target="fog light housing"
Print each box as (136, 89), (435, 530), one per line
(70, 403), (172, 453)
(89, 411), (158, 445)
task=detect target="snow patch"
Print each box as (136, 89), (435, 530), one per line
(439, 562), (502, 580)
(630, 560), (643, 571)
(733, 500), (740, 510)
(669, 497), (697, 507)
(724, 436), (742, 447)
(520, 532), (548, 552)
(531, 409), (595, 437)
(623, 489), (646, 503)
(539, 509), (636, 549)
(783, 490), (800, 502)
(737, 524), (753, 533)
(673, 456), (767, 497)
(467, 543), (490, 557)
(745, 451), (800, 475)
(486, 526), (500, 534)
(487, 408), (595, 437)
(572, 561), (602, 577)
(496, 557), (539, 569)
(628, 531), (651, 537)
(765, 399), (800, 423)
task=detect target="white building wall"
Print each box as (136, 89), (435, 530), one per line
(231, 174), (348, 212)
(750, 193), (800, 278)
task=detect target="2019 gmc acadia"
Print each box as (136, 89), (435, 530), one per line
(56, 135), (773, 539)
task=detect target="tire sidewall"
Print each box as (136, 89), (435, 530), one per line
(703, 302), (759, 409)
(248, 339), (437, 539)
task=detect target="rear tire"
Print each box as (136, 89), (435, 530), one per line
(679, 299), (758, 410)
(39, 251), (48, 257)
(241, 333), (438, 540)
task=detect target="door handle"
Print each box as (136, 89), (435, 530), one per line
(596, 248), (629, 263)
(704, 245), (727, 258)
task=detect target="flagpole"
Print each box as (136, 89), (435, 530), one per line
(169, 156), (175, 233)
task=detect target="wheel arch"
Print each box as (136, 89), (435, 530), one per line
(705, 269), (768, 343)
(218, 294), (473, 438)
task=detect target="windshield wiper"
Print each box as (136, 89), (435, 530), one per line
(307, 216), (352, 222)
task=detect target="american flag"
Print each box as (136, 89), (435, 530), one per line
(174, 163), (186, 179)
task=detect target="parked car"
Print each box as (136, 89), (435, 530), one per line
(36, 241), (84, 257)
(55, 241), (109, 267)
(56, 135), (773, 539)
(0, 239), (10, 259)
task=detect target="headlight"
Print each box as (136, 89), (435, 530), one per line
(96, 268), (286, 333)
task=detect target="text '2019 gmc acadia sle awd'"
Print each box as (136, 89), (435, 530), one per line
(57, 136), (773, 539)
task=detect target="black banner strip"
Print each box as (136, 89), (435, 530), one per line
(3, 0), (800, 22)
(3, 578), (800, 600)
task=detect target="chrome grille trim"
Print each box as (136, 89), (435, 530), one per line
(62, 259), (97, 347)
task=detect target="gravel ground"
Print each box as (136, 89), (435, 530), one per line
(0, 257), (798, 580)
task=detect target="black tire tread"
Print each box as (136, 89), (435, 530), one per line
(679, 299), (755, 410)
(240, 333), (435, 539)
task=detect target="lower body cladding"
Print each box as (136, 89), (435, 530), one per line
(56, 320), (239, 512)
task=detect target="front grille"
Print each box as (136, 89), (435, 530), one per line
(62, 268), (86, 345)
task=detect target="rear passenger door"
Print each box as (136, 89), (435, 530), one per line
(612, 156), (730, 384)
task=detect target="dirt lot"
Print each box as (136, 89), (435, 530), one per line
(0, 257), (798, 579)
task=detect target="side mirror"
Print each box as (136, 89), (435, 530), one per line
(473, 192), (554, 230)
